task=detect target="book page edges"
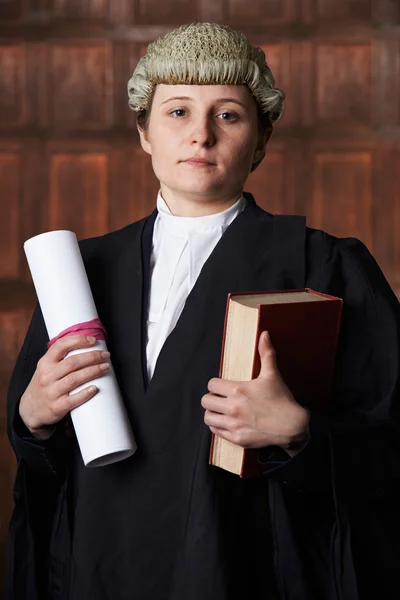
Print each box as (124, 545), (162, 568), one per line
(210, 299), (259, 475)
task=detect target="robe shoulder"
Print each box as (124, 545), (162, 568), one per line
(79, 214), (150, 257)
(318, 232), (398, 305)
(261, 229), (400, 496)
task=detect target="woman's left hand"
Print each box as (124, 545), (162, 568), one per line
(201, 331), (310, 457)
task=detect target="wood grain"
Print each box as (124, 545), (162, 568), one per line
(316, 43), (371, 126)
(0, 0), (22, 22)
(371, 143), (400, 286)
(0, 45), (25, 127)
(0, 153), (20, 278)
(246, 151), (285, 215)
(316, 0), (371, 20)
(53, 0), (108, 20)
(227, 0), (294, 24)
(135, 0), (199, 25)
(311, 151), (373, 249)
(49, 152), (109, 239)
(50, 42), (111, 129)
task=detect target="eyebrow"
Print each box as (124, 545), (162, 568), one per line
(160, 96), (247, 108)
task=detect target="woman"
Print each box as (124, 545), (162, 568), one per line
(5, 22), (400, 600)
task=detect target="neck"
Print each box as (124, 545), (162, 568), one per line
(160, 188), (243, 217)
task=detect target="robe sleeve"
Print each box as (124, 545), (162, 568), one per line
(258, 236), (400, 497)
(7, 303), (71, 478)
(5, 233), (101, 599)
(5, 304), (72, 600)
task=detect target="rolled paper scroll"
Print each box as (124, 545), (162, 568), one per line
(24, 230), (137, 467)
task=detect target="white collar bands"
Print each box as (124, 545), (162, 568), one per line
(156, 192), (247, 236)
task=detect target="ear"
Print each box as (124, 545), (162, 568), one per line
(137, 123), (152, 157)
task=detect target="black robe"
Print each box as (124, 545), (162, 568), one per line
(5, 195), (400, 600)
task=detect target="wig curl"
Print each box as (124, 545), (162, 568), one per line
(127, 22), (285, 123)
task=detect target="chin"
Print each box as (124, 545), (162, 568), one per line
(174, 176), (230, 197)
(178, 186), (229, 199)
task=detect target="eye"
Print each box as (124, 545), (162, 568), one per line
(218, 112), (236, 121)
(170, 109), (186, 118)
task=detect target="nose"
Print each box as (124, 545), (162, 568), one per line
(188, 116), (216, 147)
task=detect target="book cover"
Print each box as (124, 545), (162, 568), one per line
(209, 289), (342, 477)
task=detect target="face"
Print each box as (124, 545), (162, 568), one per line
(138, 84), (269, 215)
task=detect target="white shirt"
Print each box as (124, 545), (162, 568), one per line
(146, 192), (247, 380)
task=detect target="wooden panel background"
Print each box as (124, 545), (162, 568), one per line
(1, 0), (400, 586)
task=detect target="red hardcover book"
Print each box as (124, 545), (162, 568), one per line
(209, 289), (342, 477)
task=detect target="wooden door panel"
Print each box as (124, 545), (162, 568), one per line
(50, 42), (112, 129)
(53, 0), (109, 20)
(49, 151), (109, 239)
(20, 141), (50, 280)
(370, 144), (400, 287)
(316, 0), (372, 20)
(0, 0), (22, 22)
(0, 153), (21, 278)
(316, 42), (371, 126)
(135, 0), (199, 25)
(246, 150), (285, 215)
(227, 0), (295, 25)
(371, 40), (400, 129)
(310, 150), (373, 248)
(0, 44), (25, 127)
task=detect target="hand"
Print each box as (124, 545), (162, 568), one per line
(201, 331), (310, 456)
(19, 335), (110, 440)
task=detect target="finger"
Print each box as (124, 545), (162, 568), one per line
(209, 425), (231, 437)
(201, 392), (233, 415)
(55, 362), (110, 397)
(204, 409), (237, 431)
(207, 377), (247, 398)
(208, 425), (260, 449)
(56, 349), (110, 381)
(45, 335), (98, 362)
(258, 330), (277, 379)
(54, 384), (99, 416)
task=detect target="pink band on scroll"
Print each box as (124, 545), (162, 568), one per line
(47, 318), (108, 349)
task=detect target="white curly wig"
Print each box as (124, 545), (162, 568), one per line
(127, 22), (285, 124)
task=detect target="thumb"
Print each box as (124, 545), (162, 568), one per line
(258, 331), (277, 379)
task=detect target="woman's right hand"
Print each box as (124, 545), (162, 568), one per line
(19, 335), (110, 440)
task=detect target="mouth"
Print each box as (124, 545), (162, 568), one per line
(182, 158), (216, 167)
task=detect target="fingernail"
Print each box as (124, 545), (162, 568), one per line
(100, 362), (110, 371)
(87, 336), (96, 343)
(101, 351), (110, 359)
(87, 385), (97, 393)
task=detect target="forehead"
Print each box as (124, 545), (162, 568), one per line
(153, 83), (256, 106)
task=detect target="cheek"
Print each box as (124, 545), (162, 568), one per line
(227, 135), (257, 169)
(149, 127), (181, 164)
(149, 151), (169, 183)
(148, 135), (180, 183)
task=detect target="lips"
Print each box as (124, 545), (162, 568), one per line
(182, 157), (215, 165)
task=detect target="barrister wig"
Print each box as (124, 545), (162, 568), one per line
(127, 22), (285, 124)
